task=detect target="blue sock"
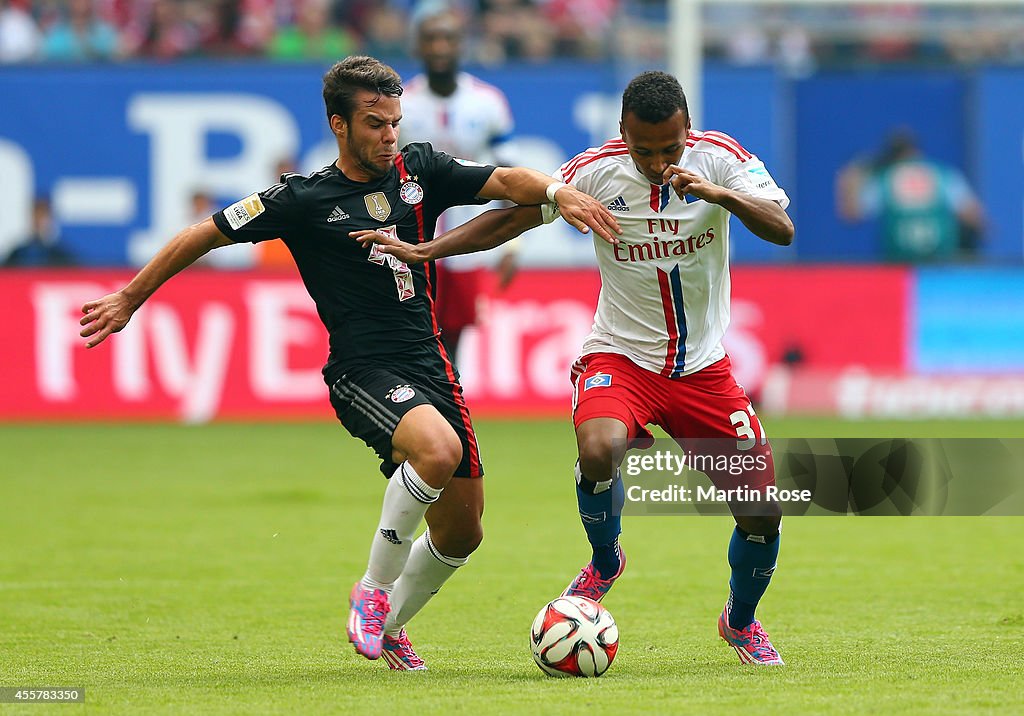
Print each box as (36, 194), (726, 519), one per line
(727, 526), (780, 630)
(575, 463), (624, 578)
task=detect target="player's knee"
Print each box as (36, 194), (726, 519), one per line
(576, 418), (627, 484)
(577, 456), (614, 485)
(434, 433), (464, 475)
(577, 439), (618, 484)
(414, 432), (463, 480)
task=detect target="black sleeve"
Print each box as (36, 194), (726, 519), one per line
(403, 142), (497, 211)
(212, 177), (304, 244)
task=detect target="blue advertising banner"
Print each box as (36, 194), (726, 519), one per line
(0, 64), (329, 265)
(792, 70), (968, 263)
(976, 68), (1024, 261)
(0, 62), (780, 266)
(7, 62), (1022, 267)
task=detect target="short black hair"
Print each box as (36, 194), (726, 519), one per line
(621, 71), (688, 124)
(323, 56), (403, 123)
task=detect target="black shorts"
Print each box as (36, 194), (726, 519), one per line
(327, 365), (484, 479)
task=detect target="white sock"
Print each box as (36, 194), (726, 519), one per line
(384, 530), (468, 637)
(361, 462), (442, 590)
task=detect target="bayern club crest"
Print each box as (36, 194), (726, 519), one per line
(389, 385), (416, 403)
(400, 181), (424, 205)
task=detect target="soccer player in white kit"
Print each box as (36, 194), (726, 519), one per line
(354, 71), (794, 665)
(399, 6), (518, 359)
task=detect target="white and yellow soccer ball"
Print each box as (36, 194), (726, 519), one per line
(529, 596), (619, 677)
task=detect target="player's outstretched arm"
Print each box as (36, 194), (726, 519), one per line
(79, 218), (234, 348)
(665, 166), (794, 246)
(352, 205), (544, 265)
(716, 192), (793, 246)
(477, 167), (621, 244)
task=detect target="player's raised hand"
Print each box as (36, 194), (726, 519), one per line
(553, 185), (622, 244)
(664, 165), (725, 204)
(79, 292), (136, 348)
(350, 229), (426, 264)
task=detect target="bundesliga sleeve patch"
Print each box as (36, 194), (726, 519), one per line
(224, 192), (266, 230)
(584, 373), (613, 390)
(746, 163), (778, 191)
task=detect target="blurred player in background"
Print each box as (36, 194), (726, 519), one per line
(79, 56), (619, 671)
(836, 127), (984, 262)
(400, 3), (519, 360)
(355, 70), (794, 666)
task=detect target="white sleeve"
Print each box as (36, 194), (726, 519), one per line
(555, 159), (596, 197)
(719, 154), (790, 209)
(541, 163), (593, 225)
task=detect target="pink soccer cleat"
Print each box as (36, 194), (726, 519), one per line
(348, 581), (391, 660)
(561, 548), (626, 603)
(381, 629), (427, 671)
(718, 604), (784, 665)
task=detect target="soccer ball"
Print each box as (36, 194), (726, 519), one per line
(529, 596), (619, 677)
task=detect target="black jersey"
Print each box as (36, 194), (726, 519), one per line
(212, 142), (496, 381)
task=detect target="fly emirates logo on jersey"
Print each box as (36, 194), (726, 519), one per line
(612, 219), (716, 263)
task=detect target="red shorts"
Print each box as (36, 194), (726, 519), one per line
(570, 352), (774, 490)
(434, 264), (481, 334)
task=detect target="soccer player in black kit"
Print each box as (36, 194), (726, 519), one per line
(79, 56), (619, 671)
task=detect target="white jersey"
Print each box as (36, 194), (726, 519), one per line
(558, 130), (790, 377)
(400, 71), (513, 164)
(400, 72), (514, 269)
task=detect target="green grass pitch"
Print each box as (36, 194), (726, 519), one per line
(1, 418), (1022, 714)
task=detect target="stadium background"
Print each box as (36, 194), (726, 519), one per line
(3, 50), (1024, 419)
(2, 2), (1023, 712)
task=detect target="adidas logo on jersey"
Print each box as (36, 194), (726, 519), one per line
(327, 206), (350, 222)
(607, 196), (630, 212)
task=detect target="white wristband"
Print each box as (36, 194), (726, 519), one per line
(545, 181), (567, 203)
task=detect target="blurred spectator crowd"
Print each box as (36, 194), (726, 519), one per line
(0, 0), (622, 64)
(702, 3), (1024, 75)
(3, 0), (1024, 67)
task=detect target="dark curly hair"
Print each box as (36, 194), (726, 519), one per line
(323, 56), (403, 123)
(621, 71), (688, 123)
